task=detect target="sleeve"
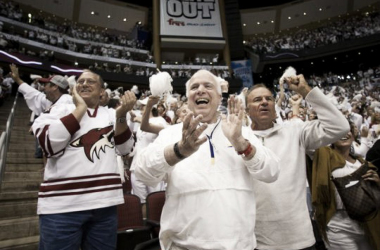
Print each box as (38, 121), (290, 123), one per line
(114, 127), (135, 156)
(18, 83), (52, 116)
(243, 129), (280, 183)
(134, 134), (171, 187)
(109, 108), (134, 156)
(353, 138), (372, 158)
(32, 105), (79, 158)
(300, 87), (350, 150)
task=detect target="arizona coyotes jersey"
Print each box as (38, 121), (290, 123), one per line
(32, 104), (134, 214)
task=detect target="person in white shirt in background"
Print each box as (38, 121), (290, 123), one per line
(129, 96), (168, 216)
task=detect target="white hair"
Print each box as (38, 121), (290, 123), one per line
(185, 69), (222, 97)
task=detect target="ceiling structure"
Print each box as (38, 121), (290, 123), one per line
(118, 0), (297, 10)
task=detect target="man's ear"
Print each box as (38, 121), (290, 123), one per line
(51, 84), (59, 90)
(99, 88), (105, 99)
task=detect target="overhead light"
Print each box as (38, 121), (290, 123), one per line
(107, 15), (111, 18)
(243, 40), (246, 44)
(91, 11), (94, 15)
(257, 22), (260, 25)
(123, 18), (127, 21)
(243, 23), (246, 26)
(319, 8), (322, 11)
(288, 16), (291, 20)
(303, 12), (307, 16)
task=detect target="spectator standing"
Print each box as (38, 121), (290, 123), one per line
(135, 69), (280, 250)
(245, 74), (349, 249)
(10, 64), (72, 116)
(32, 70), (136, 249)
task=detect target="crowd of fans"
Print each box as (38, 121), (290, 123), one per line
(2, 63), (379, 249)
(0, 0), (148, 49)
(1, 1), (380, 249)
(246, 11), (380, 55)
(0, 0), (230, 79)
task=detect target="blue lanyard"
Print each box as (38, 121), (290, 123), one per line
(205, 118), (221, 165)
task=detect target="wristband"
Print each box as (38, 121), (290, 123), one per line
(173, 142), (185, 160)
(237, 141), (253, 157)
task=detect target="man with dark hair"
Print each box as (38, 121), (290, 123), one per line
(32, 70), (136, 249)
(245, 74), (350, 250)
(10, 64), (74, 159)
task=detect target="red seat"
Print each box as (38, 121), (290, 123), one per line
(145, 191), (166, 238)
(117, 194), (152, 250)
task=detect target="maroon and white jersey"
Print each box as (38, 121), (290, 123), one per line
(32, 104), (134, 214)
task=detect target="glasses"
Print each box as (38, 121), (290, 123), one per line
(77, 78), (98, 85)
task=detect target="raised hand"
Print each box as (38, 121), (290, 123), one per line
(9, 64), (23, 85)
(71, 85), (87, 121)
(72, 84), (87, 109)
(147, 95), (160, 107)
(289, 94), (303, 107)
(221, 96), (247, 152)
(116, 90), (136, 118)
(285, 74), (312, 98)
(177, 112), (208, 157)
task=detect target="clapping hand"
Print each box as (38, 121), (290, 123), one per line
(72, 84), (87, 110)
(116, 91), (136, 118)
(177, 112), (208, 157)
(222, 96), (248, 152)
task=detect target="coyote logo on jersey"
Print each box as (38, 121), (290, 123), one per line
(70, 126), (115, 162)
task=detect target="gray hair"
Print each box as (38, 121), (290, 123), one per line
(185, 69), (222, 97)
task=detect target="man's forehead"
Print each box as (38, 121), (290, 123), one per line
(250, 87), (272, 97)
(189, 79), (216, 86)
(190, 71), (216, 83)
(79, 71), (98, 79)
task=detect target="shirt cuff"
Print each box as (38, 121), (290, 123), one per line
(114, 128), (132, 145)
(160, 145), (172, 170)
(243, 145), (264, 169)
(61, 113), (80, 136)
(304, 87), (320, 102)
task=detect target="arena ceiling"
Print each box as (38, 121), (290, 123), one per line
(119, 0), (297, 10)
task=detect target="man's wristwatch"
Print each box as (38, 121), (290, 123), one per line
(117, 117), (126, 123)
